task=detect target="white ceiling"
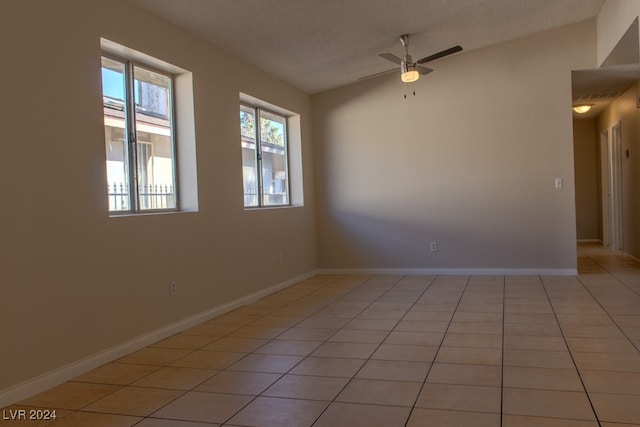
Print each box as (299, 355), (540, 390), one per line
(130, 0), (604, 94)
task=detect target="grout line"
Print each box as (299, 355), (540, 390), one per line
(215, 274), (369, 425)
(576, 253), (640, 354)
(573, 285), (640, 355)
(582, 249), (640, 298)
(538, 275), (602, 427)
(404, 275), (472, 427)
(176, 273), (403, 426)
(309, 274), (432, 426)
(111, 275), (354, 426)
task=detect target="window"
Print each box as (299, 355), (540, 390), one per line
(102, 55), (177, 212)
(240, 104), (290, 207)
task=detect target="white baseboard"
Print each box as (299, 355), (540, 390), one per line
(317, 268), (578, 276)
(0, 270), (317, 409)
(2, 265), (581, 408)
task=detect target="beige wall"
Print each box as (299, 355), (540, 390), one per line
(597, 0), (640, 65)
(573, 118), (600, 240)
(312, 21), (596, 272)
(2, 0), (635, 406)
(0, 0), (316, 394)
(595, 82), (640, 257)
(595, 0), (640, 259)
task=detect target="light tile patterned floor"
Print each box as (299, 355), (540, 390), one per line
(3, 243), (640, 426)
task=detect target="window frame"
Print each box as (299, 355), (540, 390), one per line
(240, 102), (291, 209)
(101, 53), (179, 215)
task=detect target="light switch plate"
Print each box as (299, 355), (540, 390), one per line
(555, 178), (563, 189)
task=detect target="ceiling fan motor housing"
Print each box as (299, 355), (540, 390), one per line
(401, 55), (413, 73)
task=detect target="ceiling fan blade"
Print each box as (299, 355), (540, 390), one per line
(417, 46), (463, 64)
(359, 68), (397, 81)
(379, 53), (403, 65)
(417, 65), (433, 75)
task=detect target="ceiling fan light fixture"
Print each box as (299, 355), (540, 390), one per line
(401, 63), (419, 83)
(401, 69), (419, 83)
(573, 104), (592, 114)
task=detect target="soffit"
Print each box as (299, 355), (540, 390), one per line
(572, 19), (640, 119)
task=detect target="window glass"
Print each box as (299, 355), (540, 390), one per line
(102, 57), (130, 211)
(101, 56), (177, 212)
(260, 111), (288, 206)
(133, 65), (176, 210)
(240, 105), (289, 208)
(240, 106), (259, 207)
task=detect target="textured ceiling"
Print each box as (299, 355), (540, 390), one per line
(130, 0), (604, 94)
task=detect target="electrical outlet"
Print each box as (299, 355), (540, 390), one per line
(170, 281), (176, 296)
(430, 241), (438, 252)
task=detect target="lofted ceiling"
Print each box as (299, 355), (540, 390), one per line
(129, 0), (604, 94)
(571, 18), (640, 119)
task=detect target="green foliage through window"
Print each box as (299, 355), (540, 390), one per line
(240, 110), (255, 140)
(240, 108), (285, 147)
(260, 117), (284, 147)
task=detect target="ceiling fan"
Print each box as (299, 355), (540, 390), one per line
(365, 34), (462, 83)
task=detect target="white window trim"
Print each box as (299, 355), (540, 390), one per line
(239, 93), (304, 209)
(101, 38), (199, 216)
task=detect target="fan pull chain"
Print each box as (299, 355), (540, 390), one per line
(403, 90), (416, 99)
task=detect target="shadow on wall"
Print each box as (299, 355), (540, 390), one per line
(320, 208), (558, 270)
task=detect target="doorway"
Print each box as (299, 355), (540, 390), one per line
(600, 123), (624, 251)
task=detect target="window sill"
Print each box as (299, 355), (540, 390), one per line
(244, 204), (304, 211)
(109, 209), (197, 218)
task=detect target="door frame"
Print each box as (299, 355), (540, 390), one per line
(600, 129), (611, 246)
(610, 122), (624, 251)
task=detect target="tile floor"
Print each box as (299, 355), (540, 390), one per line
(2, 243), (640, 426)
